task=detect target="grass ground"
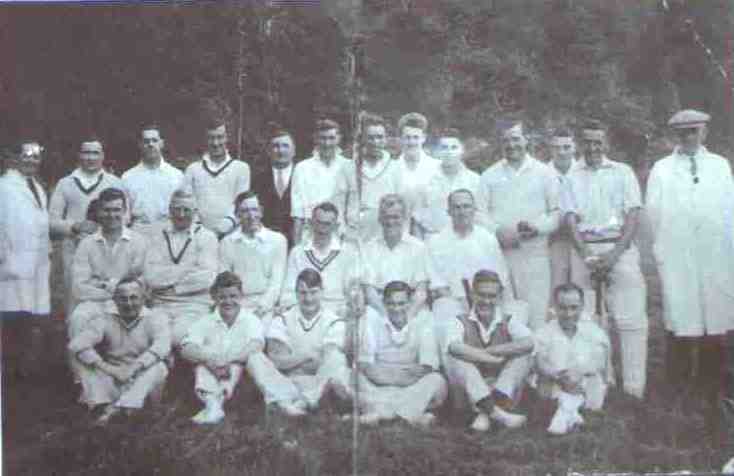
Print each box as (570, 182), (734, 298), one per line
(3, 226), (732, 476)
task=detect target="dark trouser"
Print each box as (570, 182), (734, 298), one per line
(667, 332), (724, 405)
(1, 312), (48, 378)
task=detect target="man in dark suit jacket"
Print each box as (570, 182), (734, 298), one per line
(252, 126), (296, 248)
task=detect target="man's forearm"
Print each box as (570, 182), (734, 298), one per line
(614, 208), (640, 255)
(448, 342), (502, 365)
(293, 218), (304, 245)
(485, 337), (533, 357)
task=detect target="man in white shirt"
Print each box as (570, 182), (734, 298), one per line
(50, 138), (123, 315)
(291, 119), (349, 245)
(414, 128), (480, 239)
(393, 112), (440, 237)
(69, 187), (148, 340)
(143, 190), (218, 345)
(1, 141), (51, 378)
(181, 121), (250, 236)
(356, 280), (447, 427)
(565, 119), (648, 400)
(477, 121), (560, 329)
(122, 124), (184, 239)
(333, 113), (400, 242)
(427, 189), (511, 323)
(68, 277), (172, 426)
(547, 127), (580, 291)
(219, 191), (288, 318)
(646, 110), (734, 431)
(533, 283), (610, 435)
(282, 201), (364, 313)
(443, 270), (533, 432)
(364, 194), (430, 317)
(266, 269), (351, 410)
(180, 271), (307, 424)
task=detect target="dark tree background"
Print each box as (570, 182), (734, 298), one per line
(0, 0), (731, 184)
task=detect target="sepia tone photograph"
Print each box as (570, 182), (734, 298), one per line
(1, 0), (733, 474)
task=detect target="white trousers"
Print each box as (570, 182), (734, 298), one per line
(285, 350), (351, 405)
(356, 372), (447, 421)
(153, 301), (211, 346)
(504, 245), (551, 330)
(445, 355), (531, 410)
(74, 359), (168, 409)
(195, 352), (301, 405)
(570, 244), (648, 398)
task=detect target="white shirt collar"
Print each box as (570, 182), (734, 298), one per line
(202, 152), (233, 171)
(72, 168), (104, 182)
(467, 308), (501, 342)
(580, 156), (614, 170)
(232, 226), (267, 244)
(304, 237), (341, 253)
(501, 154), (534, 175)
(382, 313), (412, 346)
(93, 228), (133, 243)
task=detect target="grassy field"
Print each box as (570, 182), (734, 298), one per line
(4, 228), (732, 476)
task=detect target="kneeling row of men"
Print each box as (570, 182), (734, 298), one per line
(69, 267), (609, 436)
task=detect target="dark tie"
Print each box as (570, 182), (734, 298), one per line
(689, 155), (699, 184)
(26, 178), (43, 209)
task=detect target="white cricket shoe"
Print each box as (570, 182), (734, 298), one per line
(470, 412), (491, 432)
(490, 406), (527, 429)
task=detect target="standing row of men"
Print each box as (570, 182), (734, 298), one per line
(2, 109), (733, 437)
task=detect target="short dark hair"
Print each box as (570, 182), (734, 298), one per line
(267, 122), (293, 142)
(447, 188), (475, 208)
(315, 118), (341, 134)
(398, 112), (428, 133)
(86, 198), (100, 222)
(80, 135), (104, 149)
(98, 187), (127, 209)
(580, 119), (605, 133)
(141, 123), (161, 135)
(550, 126), (574, 139)
(553, 282), (585, 304)
(472, 269), (504, 291)
(437, 127), (462, 140)
(313, 201), (339, 219)
(234, 190), (260, 210)
(114, 275), (146, 295)
(296, 268), (323, 290)
(361, 113), (387, 131)
(210, 271), (243, 295)
(383, 280), (413, 301)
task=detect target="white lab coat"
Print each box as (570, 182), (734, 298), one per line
(646, 146), (734, 336)
(0, 170), (50, 315)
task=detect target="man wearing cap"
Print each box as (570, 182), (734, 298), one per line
(363, 194), (430, 317)
(281, 201), (365, 314)
(393, 113), (441, 237)
(69, 187), (148, 342)
(266, 269), (351, 410)
(181, 121), (250, 236)
(427, 189), (512, 323)
(68, 277), (172, 425)
(355, 280), (447, 427)
(333, 113), (401, 242)
(252, 126), (296, 249)
(291, 119), (349, 246)
(476, 121), (560, 330)
(547, 127), (580, 291)
(219, 191), (288, 319)
(442, 270), (533, 432)
(414, 128), (481, 239)
(0, 141), (51, 378)
(564, 119), (648, 400)
(122, 124), (184, 239)
(50, 138), (124, 315)
(647, 110), (734, 427)
(143, 189), (218, 345)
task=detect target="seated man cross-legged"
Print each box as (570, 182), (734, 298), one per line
(180, 271), (307, 424)
(355, 280), (447, 427)
(67, 277), (172, 426)
(442, 269), (533, 432)
(265, 269), (351, 410)
(533, 283), (610, 435)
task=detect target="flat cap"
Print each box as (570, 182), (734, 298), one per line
(668, 109), (710, 129)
